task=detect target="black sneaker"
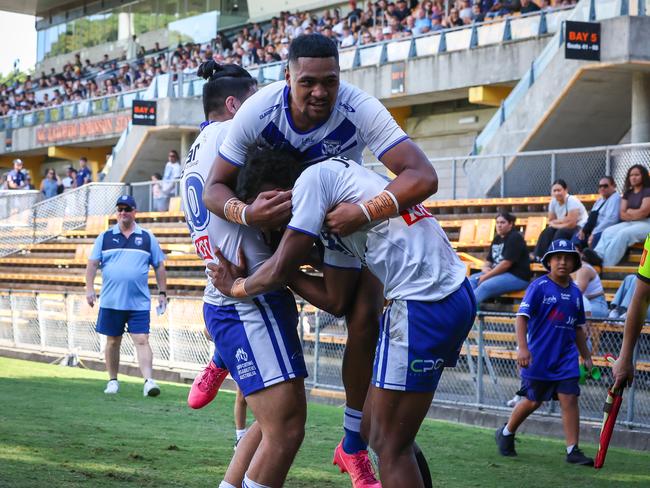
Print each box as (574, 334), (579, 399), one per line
(495, 426), (517, 456)
(582, 248), (603, 267)
(566, 446), (594, 466)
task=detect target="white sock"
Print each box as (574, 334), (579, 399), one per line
(344, 406), (363, 433)
(242, 474), (271, 488)
(219, 482), (236, 488)
(236, 428), (248, 441)
(566, 444), (576, 454)
(502, 425), (513, 436)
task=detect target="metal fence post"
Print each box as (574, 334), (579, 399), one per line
(168, 301), (175, 369)
(605, 147), (611, 176)
(313, 310), (321, 387)
(9, 291), (18, 347)
(476, 315), (484, 406)
(550, 152), (556, 185)
(500, 156), (506, 198)
(626, 342), (640, 424)
(36, 292), (46, 351)
(452, 159), (457, 200)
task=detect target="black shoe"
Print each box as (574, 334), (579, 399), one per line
(495, 426), (517, 456)
(582, 248), (603, 267)
(566, 446), (593, 466)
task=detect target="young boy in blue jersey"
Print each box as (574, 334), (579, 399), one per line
(495, 239), (594, 465)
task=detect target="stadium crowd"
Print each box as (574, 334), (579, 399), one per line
(0, 0), (576, 117)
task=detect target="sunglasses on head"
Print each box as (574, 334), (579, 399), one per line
(117, 206), (133, 213)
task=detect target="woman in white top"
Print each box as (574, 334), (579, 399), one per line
(533, 179), (589, 260)
(572, 250), (608, 318)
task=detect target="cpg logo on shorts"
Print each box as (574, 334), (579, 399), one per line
(410, 358), (444, 374)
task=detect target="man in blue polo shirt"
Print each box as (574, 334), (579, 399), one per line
(85, 194), (167, 396)
(76, 157), (92, 187)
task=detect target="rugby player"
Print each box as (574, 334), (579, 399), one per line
(203, 34), (437, 486)
(208, 149), (476, 487)
(180, 61), (306, 488)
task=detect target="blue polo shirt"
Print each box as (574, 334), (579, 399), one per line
(76, 166), (92, 186)
(516, 275), (586, 381)
(90, 224), (165, 311)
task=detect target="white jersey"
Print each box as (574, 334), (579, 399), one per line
(180, 120), (272, 306)
(287, 157), (467, 301)
(218, 80), (408, 168)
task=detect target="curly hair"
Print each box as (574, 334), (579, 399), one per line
(236, 148), (304, 203)
(197, 60), (257, 119)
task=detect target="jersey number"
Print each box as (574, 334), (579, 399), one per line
(331, 156), (350, 168)
(184, 174), (210, 232)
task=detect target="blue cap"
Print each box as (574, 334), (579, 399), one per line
(541, 239), (581, 271)
(116, 194), (137, 208)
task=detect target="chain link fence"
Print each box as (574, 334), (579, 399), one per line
(432, 142), (650, 200)
(130, 180), (181, 213)
(2, 291), (649, 430)
(0, 183), (125, 258)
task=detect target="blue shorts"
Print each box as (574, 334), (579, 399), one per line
(203, 289), (308, 397)
(96, 307), (150, 336)
(517, 377), (580, 402)
(373, 279), (477, 392)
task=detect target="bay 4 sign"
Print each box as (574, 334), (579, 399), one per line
(565, 21), (600, 61)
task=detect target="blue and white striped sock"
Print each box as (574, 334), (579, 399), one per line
(342, 406), (367, 454)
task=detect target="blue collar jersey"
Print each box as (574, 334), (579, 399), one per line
(218, 80), (408, 169)
(89, 224), (165, 311)
(516, 275), (586, 381)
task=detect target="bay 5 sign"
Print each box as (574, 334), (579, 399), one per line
(565, 21), (600, 61)
(132, 100), (157, 126)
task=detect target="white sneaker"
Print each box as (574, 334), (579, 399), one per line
(506, 394), (521, 408)
(143, 379), (160, 397)
(608, 308), (621, 319)
(104, 379), (119, 394)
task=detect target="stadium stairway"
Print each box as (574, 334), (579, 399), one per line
(468, 8), (650, 197)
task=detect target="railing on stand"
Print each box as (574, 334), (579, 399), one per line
(0, 183), (125, 258)
(0, 190), (41, 220)
(129, 179), (181, 213)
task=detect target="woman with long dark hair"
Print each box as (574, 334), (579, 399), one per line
(589, 164), (650, 266)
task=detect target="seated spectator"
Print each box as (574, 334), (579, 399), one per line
(533, 179), (589, 260)
(607, 274), (650, 320)
(589, 164), (650, 266)
(445, 8), (465, 27)
(6, 159), (27, 190)
(413, 8), (433, 34)
(459, 0), (474, 23)
(469, 212), (531, 305)
(40, 168), (62, 199)
(572, 250), (608, 318)
(573, 176), (620, 250)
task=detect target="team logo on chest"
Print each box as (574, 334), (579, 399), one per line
(322, 139), (342, 156)
(134, 236), (143, 246)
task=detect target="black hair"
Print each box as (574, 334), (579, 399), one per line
(552, 179), (568, 190)
(624, 164), (650, 192)
(236, 148), (303, 203)
(600, 175), (615, 186)
(288, 34), (339, 65)
(496, 211), (516, 225)
(197, 60), (257, 119)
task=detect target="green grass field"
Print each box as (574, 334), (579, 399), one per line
(0, 357), (649, 487)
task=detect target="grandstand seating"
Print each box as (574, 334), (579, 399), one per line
(0, 192), (641, 314)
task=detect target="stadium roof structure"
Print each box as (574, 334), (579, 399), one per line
(0, 0), (83, 16)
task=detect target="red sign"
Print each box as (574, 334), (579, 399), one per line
(35, 113), (130, 145)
